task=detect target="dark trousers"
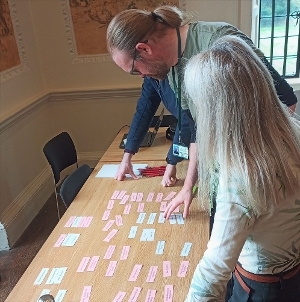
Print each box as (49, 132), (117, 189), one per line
(225, 268), (300, 302)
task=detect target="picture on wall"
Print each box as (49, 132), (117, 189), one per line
(63, 0), (184, 62)
(0, 0), (20, 72)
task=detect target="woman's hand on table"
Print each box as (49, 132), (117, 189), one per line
(161, 164), (177, 187)
(163, 186), (193, 219)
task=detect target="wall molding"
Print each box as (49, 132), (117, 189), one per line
(0, 87), (141, 133)
(49, 88), (141, 102)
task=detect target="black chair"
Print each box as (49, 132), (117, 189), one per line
(60, 164), (92, 208)
(43, 132), (80, 219)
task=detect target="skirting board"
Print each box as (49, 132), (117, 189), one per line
(0, 152), (102, 251)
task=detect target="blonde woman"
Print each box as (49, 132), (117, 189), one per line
(184, 36), (300, 301)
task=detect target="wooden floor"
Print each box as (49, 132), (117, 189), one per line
(0, 195), (66, 301)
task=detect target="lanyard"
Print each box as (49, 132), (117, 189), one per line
(171, 28), (182, 143)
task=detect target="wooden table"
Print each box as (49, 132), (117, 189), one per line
(100, 128), (172, 162)
(6, 160), (209, 302)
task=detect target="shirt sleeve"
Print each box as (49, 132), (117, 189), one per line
(125, 78), (161, 153)
(212, 24), (298, 107)
(185, 185), (256, 301)
(260, 57), (298, 107)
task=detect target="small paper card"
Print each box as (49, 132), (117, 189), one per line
(180, 242), (192, 257)
(128, 264), (143, 281)
(177, 260), (189, 277)
(80, 286), (92, 302)
(120, 246), (130, 260)
(155, 241), (166, 255)
(128, 287), (142, 302)
(87, 256), (100, 272)
(146, 266), (158, 282)
(163, 261), (172, 277)
(164, 285), (174, 302)
(128, 226), (138, 239)
(34, 268), (49, 285)
(140, 229), (155, 241)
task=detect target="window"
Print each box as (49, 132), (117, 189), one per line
(258, 0), (300, 78)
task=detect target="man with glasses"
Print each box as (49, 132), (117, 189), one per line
(107, 5), (298, 219)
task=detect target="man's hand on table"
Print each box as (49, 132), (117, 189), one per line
(161, 164), (177, 187)
(115, 153), (139, 181)
(163, 186), (193, 219)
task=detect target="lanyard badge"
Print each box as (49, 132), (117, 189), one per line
(173, 143), (189, 159)
(171, 28), (189, 160)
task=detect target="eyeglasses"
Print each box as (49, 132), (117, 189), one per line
(130, 48), (140, 75)
(130, 40), (148, 75)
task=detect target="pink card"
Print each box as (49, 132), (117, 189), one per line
(117, 190), (127, 200)
(54, 234), (67, 247)
(145, 289), (156, 302)
(120, 246), (130, 260)
(163, 261), (172, 277)
(115, 215), (123, 226)
(104, 245), (116, 260)
(163, 191), (177, 200)
(86, 256), (100, 272)
(146, 266), (158, 282)
(128, 287), (142, 302)
(160, 202), (167, 212)
(120, 195), (129, 204)
(128, 264), (143, 281)
(137, 203), (145, 213)
(103, 229), (118, 242)
(155, 193), (164, 202)
(102, 220), (115, 231)
(102, 210), (111, 221)
(164, 285), (174, 302)
(82, 216), (93, 227)
(177, 261), (189, 277)
(123, 204), (132, 215)
(131, 192), (137, 201)
(147, 192), (155, 202)
(136, 193), (143, 202)
(107, 200), (115, 210)
(105, 261), (117, 277)
(111, 190), (120, 199)
(77, 256), (90, 272)
(80, 285), (92, 302)
(65, 216), (76, 227)
(112, 291), (126, 302)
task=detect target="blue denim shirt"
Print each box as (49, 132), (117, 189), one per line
(125, 77), (196, 165)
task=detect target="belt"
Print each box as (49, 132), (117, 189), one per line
(235, 262), (300, 283)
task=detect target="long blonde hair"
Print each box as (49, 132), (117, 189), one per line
(106, 6), (189, 57)
(184, 36), (300, 214)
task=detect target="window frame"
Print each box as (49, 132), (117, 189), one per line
(254, 0), (300, 79)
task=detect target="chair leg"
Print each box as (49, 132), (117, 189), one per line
(53, 181), (61, 221)
(54, 191), (61, 221)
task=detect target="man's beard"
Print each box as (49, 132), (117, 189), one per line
(141, 56), (170, 80)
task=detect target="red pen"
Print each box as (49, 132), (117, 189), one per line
(138, 166), (166, 177)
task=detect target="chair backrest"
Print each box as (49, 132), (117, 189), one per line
(60, 164), (92, 207)
(43, 132), (78, 184)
